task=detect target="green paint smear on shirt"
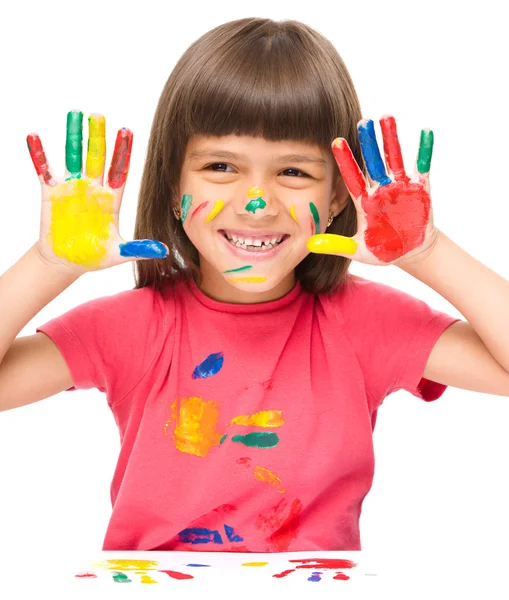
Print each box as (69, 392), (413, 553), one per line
(245, 198), (266, 213)
(220, 434), (227, 444)
(417, 129), (434, 174)
(65, 111), (83, 177)
(309, 202), (320, 234)
(181, 194), (193, 223)
(231, 432), (279, 448)
(223, 265), (253, 274)
(112, 572), (132, 583)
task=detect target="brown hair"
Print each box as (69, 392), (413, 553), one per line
(133, 17), (363, 294)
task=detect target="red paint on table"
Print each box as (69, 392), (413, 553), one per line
(158, 569), (194, 580)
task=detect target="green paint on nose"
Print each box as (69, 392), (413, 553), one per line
(245, 198), (267, 213)
(309, 202), (320, 234)
(417, 129), (434, 174)
(231, 432), (279, 448)
(65, 110), (83, 178)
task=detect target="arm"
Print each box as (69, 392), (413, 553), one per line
(399, 229), (509, 396)
(0, 244), (80, 411)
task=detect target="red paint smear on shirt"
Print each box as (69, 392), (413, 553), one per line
(236, 457), (252, 467)
(273, 568), (296, 578)
(257, 497), (303, 552)
(158, 569), (194, 580)
(362, 181), (430, 262)
(189, 201), (209, 222)
(212, 503), (238, 514)
(290, 558), (357, 570)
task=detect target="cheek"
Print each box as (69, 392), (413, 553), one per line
(288, 200), (324, 236)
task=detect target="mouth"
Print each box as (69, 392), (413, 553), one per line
(219, 229), (290, 252)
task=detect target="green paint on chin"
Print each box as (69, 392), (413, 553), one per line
(231, 432), (279, 448)
(181, 194), (193, 222)
(223, 265), (253, 274)
(245, 198), (266, 213)
(309, 202), (320, 234)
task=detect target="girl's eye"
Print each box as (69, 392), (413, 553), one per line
(206, 163), (235, 172)
(281, 168), (310, 177)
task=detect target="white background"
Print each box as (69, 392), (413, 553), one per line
(0, 0), (508, 570)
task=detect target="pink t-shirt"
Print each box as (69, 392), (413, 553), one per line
(37, 274), (459, 552)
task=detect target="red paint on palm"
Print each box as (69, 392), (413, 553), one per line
(27, 134), (55, 185)
(362, 180), (430, 262)
(108, 128), (133, 189)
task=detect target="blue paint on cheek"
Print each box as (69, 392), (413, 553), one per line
(178, 528), (223, 544)
(119, 240), (168, 258)
(308, 571), (322, 582)
(192, 352), (224, 379)
(358, 119), (391, 187)
(224, 524), (244, 542)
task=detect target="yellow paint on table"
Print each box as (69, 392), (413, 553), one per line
(91, 559), (158, 571)
(205, 199), (224, 222)
(227, 276), (267, 284)
(231, 410), (284, 427)
(253, 465), (286, 493)
(165, 397), (224, 457)
(241, 562), (269, 567)
(85, 115), (106, 179)
(48, 178), (114, 268)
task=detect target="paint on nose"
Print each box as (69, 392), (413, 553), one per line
(245, 186), (266, 213)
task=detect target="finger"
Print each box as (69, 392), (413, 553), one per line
(306, 233), (358, 257)
(358, 119), (391, 187)
(108, 128), (133, 190)
(416, 129), (434, 175)
(331, 138), (368, 201)
(118, 239), (169, 260)
(26, 134), (57, 186)
(379, 115), (408, 182)
(85, 114), (106, 185)
(65, 110), (83, 180)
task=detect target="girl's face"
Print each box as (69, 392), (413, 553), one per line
(178, 134), (349, 303)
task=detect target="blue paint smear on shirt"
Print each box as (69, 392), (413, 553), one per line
(178, 527), (223, 544)
(192, 352), (224, 379)
(224, 524), (244, 542)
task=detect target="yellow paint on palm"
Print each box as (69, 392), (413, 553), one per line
(48, 179), (114, 267)
(290, 205), (298, 223)
(165, 397), (224, 457)
(91, 559), (158, 571)
(205, 199), (224, 222)
(253, 465), (286, 493)
(85, 115), (106, 179)
(227, 276), (267, 284)
(306, 233), (358, 255)
(248, 185), (264, 198)
(231, 410), (285, 427)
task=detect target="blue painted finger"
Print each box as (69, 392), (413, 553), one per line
(358, 119), (391, 187)
(119, 240), (168, 258)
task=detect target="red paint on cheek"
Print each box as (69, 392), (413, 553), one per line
(189, 201), (209, 221)
(362, 181), (430, 262)
(158, 570), (194, 580)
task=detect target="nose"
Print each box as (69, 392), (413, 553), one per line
(235, 184), (280, 219)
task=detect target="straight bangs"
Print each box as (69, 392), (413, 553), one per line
(134, 18), (363, 294)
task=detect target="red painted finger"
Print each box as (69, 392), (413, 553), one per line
(331, 138), (367, 200)
(26, 134), (57, 186)
(379, 115), (408, 182)
(108, 128), (133, 189)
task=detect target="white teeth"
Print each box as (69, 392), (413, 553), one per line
(223, 232), (285, 251)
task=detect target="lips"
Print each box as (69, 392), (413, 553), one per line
(218, 229), (290, 260)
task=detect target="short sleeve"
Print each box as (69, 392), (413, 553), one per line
(36, 285), (169, 406)
(339, 275), (461, 409)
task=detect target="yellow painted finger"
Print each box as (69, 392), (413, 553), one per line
(85, 114), (106, 180)
(306, 233), (358, 255)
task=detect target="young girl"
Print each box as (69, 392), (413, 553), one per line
(1, 17), (508, 553)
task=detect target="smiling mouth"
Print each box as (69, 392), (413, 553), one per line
(219, 230), (290, 252)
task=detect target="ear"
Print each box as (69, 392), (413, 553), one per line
(329, 174), (350, 217)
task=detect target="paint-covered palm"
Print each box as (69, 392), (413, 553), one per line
(307, 115), (438, 266)
(27, 110), (168, 274)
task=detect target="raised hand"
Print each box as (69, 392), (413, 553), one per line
(306, 115), (438, 266)
(27, 110), (168, 274)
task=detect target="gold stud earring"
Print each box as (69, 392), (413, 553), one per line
(327, 209), (334, 228)
(173, 206), (181, 221)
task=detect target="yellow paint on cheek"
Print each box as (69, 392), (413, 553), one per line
(92, 559), (158, 571)
(253, 465), (286, 493)
(231, 410), (285, 427)
(290, 205), (299, 223)
(227, 276), (267, 284)
(241, 562), (269, 567)
(248, 186), (264, 198)
(85, 115), (106, 179)
(205, 199), (225, 222)
(48, 179), (114, 268)
(165, 397), (224, 457)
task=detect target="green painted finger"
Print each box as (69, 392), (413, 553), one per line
(65, 110), (83, 178)
(417, 129), (434, 174)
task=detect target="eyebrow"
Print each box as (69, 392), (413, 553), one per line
(188, 149), (327, 167)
